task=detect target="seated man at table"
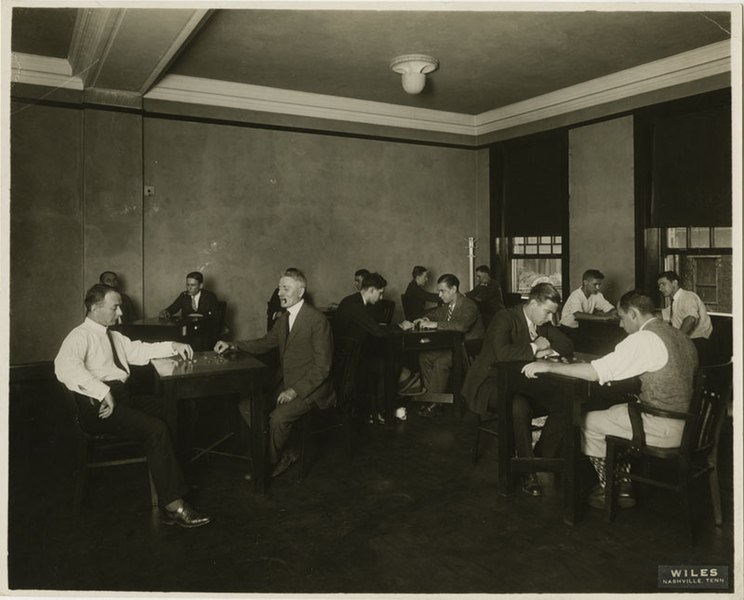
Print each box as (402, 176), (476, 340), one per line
(559, 269), (617, 332)
(100, 271), (137, 324)
(160, 271), (219, 320)
(465, 264), (505, 328)
(55, 284), (210, 528)
(416, 274), (484, 418)
(461, 282), (574, 496)
(335, 273), (415, 422)
(657, 270), (713, 364)
(402, 265), (441, 321)
(522, 289), (697, 509)
(215, 269), (335, 478)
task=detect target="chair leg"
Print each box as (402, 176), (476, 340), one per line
(708, 468), (723, 526)
(604, 441), (617, 523)
(148, 469), (159, 508)
(679, 464), (694, 546)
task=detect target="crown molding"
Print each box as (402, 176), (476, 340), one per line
(145, 76), (476, 135)
(10, 53), (83, 91)
(68, 8), (124, 88)
(474, 40), (731, 135)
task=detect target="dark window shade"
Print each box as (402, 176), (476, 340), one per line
(502, 133), (567, 236)
(650, 104), (731, 227)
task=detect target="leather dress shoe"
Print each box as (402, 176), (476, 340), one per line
(160, 502), (211, 528)
(271, 449), (299, 478)
(244, 472), (253, 482)
(521, 474), (542, 497)
(617, 481), (636, 508)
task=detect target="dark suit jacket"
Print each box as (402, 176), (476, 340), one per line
(164, 289), (219, 318)
(119, 292), (137, 324)
(424, 292), (485, 341)
(466, 280), (505, 327)
(462, 303), (574, 415)
(402, 280), (440, 321)
(236, 301), (336, 408)
(333, 293), (393, 343)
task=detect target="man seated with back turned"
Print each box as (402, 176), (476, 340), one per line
(403, 265), (441, 321)
(334, 272), (415, 423)
(465, 264), (505, 328)
(55, 284), (210, 528)
(100, 271), (137, 324)
(559, 269), (617, 334)
(416, 273), (484, 418)
(657, 270), (713, 364)
(523, 289), (697, 509)
(461, 282), (574, 496)
(215, 269), (335, 479)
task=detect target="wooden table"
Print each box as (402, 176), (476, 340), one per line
(118, 317), (182, 343)
(151, 351), (270, 494)
(572, 316), (626, 355)
(494, 353), (639, 525)
(384, 329), (465, 421)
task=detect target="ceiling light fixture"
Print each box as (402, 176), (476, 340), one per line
(390, 54), (439, 95)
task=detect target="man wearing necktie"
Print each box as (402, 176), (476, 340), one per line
(159, 271), (220, 320)
(215, 269), (335, 479)
(55, 284), (210, 528)
(461, 283), (574, 497)
(415, 274), (485, 418)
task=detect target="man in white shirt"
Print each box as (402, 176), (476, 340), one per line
(559, 269), (617, 329)
(55, 284), (211, 528)
(658, 270), (713, 362)
(523, 289), (697, 509)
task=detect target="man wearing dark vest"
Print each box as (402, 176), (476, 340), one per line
(522, 289), (697, 509)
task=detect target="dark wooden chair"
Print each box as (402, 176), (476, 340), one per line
(297, 336), (362, 481)
(604, 361), (732, 545)
(62, 386), (157, 514)
(401, 293), (418, 321)
(375, 298), (396, 325)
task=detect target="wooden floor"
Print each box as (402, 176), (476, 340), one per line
(7, 377), (735, 595)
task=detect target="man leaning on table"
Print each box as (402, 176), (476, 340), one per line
(461, 282), (574, 497)
(55, 284), (211, 528)
(522, 289), (697, 509)
(215, 269), (335, 479)
(559, 269), (617, 330)
(657, 270), (712, 364)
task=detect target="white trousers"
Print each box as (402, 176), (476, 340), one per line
(582, 402), (685, 458)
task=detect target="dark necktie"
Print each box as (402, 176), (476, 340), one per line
(669, 298), (674, 320)
(447, 303), (454, 322)
(106, 328), (126, 372)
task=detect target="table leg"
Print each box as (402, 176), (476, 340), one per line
(383, 338), (398, 423)
(452, 342), (465, 416)
(249, 377), (268, 494)
(562, 392), (581, 526)
(496, 386), (516, 495)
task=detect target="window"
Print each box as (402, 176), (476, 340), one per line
(507, 235), (563, 296)
(662, 226), (732, 313)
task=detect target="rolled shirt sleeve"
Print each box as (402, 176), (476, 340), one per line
(590, 330), (667, 385)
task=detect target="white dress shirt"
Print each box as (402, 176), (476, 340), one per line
(560, 287), (615, 328)
(190, 291), (201, 313)
(286, 299), (304, 332)
(55, 318), (177, 401)
(662, 288), (713, 339)
(590, 318), (668, 386)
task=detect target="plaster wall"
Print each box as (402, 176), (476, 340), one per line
(83, 109), (144, 315)
(10, 102), (84, 363)
(142, 117), (481, 338)
(568, 116), (636, 304)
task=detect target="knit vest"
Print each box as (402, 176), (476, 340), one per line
(639, 319), (698, 412)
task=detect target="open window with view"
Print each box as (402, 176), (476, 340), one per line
(662, 226), (732, 314)
(508, 235), (563, 296)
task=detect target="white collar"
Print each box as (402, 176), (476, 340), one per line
(672, 288), (683, 301)
(287, 299), (304, 318)
(83, 317), (108, 333)
(639, 317), (656, 331)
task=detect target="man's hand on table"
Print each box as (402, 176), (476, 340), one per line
(214, 340), (235, 355)
(171, 342), (194, 360)
(522, 361), (552, 379)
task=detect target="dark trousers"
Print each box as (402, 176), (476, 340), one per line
(76, 382), (187, 507)
(480, 382), (568, 459)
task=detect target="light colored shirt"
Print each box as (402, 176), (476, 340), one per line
(560, 287), (615, 328)
(662, 288), (712, 340)
(287, 299), (304, 331)
(55, 317), (176, 401)
(190, 291), (201, 313)
(522, 307), (539, 356)
(590, 318), (668, 385)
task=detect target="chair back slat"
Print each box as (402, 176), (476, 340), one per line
(694, 362), (732, 453)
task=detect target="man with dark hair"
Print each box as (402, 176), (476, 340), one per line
(55, 284), (210, 528)
(466, 264), (505, 327)
(334, 272), (414, 423)
(159, 271), (219, 320)
(416, 273), (484, 418)
(657, 270), (712, 362)
(462, 282), (574, 496)
(354, 268), (370, 291)
(559, 268), (617, 329)
(99, 271), (137, 324)
(402, 265), (440, 321)
(523, 289), (698, 509)
(216, 269), (335, 478)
